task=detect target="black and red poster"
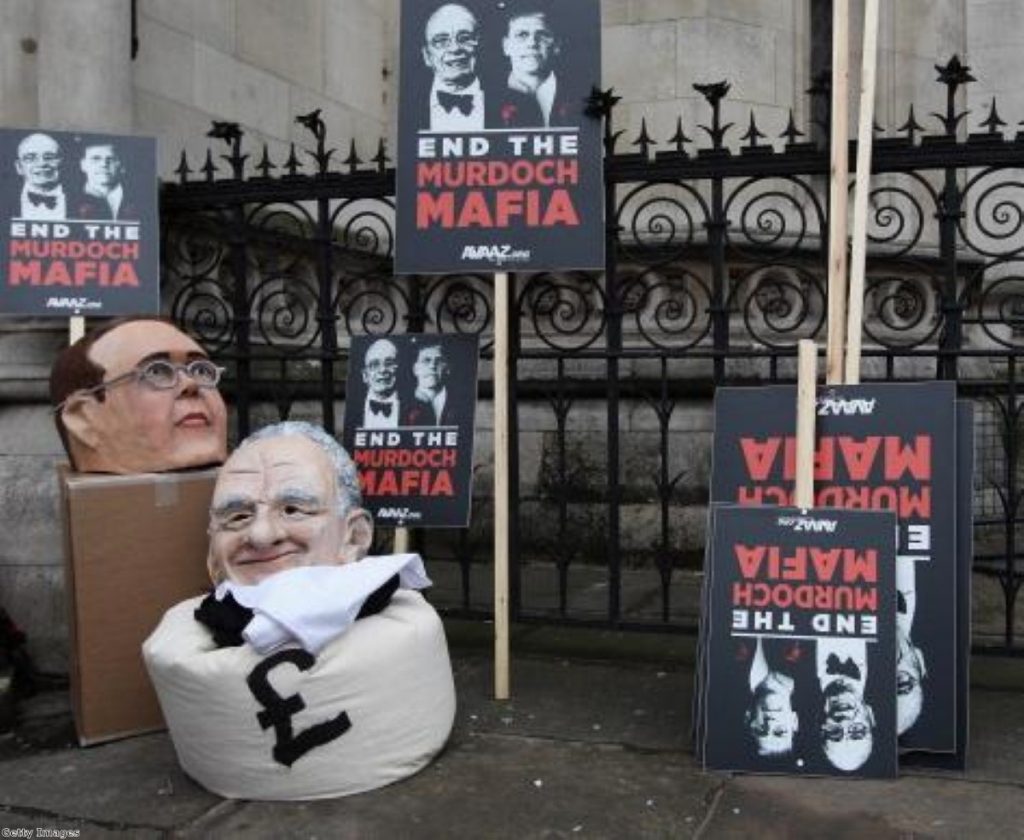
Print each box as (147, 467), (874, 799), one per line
(710, 382), (962, 755)
(342, 333), (479, 528)
(700, 504), (898, 778)
(395, 0), (604, 274)
(0, 128), (158, 316)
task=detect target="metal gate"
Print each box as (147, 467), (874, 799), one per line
(161, 58), (1024, 652)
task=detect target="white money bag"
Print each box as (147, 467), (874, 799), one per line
(143, 589), (455, 800)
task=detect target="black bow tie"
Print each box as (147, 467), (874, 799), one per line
(370, 399), (393, 417)
(438, 90), (474, 115)
(27, 191), (57, 209)
(825, 654), (861, 681)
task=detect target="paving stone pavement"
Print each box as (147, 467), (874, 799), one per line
(0, 625), (1022, 839)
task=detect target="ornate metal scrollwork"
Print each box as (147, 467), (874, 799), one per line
(334, 275), (410, 338)
(330, 198), (396, 259)
(247, 202), (317, 276)
(620, 266), (712, 350)
(724, 176), (823, 260)
(727, 264), (825, 348)
(614, 181), (708, 263)
(249, 275), (322, 353)
(959, 168), (1024, 258)
(423, 274), (493, 338)
(169, 275), (235, 353)
(862, 174), (936, 257)
(861, 272), (942, 349)
(974, 262), (1024, 349)
(163, 215), (235, 353)
(517, 272), (606, 351)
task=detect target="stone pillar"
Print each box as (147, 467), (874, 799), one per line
(0, 0), (40, 127)
(0, 4), (133, 676)
(967, 0), (1024, 118)
(38, 0), (133, 131)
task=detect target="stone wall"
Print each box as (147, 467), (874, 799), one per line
(600, 0), (808, 150)
(967, 0), (1024, 120)
(0, 326), (67, 672)
(134, 0), (397, 175)
(599, 1), (969, 150)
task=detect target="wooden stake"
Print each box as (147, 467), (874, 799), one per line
(493, 271), (510, 700)
(844, 0), (879, 386)
(825, 0), (850, 385)
(69, 316), (85, 344)
(795, 340), (818, 510)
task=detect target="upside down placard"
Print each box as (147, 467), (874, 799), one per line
(699, 504), (898, 778)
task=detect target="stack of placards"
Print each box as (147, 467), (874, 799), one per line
(696, 382), (974, 776)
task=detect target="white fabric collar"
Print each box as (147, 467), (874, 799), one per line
(215, 554), (431, 654)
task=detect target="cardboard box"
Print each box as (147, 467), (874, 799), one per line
(59, 467), (217, 746)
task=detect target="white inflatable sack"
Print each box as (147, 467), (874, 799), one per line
(143, 589), (455, 800)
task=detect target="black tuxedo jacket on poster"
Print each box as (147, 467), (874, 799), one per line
(492, 84), (577, 129)
(70, 185), (143, 222)
(401, 388), (470, 427)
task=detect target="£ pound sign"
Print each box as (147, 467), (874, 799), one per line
(246, 649), (351, 767)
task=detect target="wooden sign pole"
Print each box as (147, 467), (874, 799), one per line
(493, 271), (511, 699)
(825, 0), (851, 385)
(844, 0), (880, 386)
(795, 339), (818, 509)
(69, 315), (85, 344)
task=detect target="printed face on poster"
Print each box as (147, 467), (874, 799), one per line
(0, 128), (158, 317)
(394, 0), (604, 274)
(341, 334), (480, 528)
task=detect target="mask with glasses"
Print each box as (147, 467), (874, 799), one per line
(56, 358), (224, 412)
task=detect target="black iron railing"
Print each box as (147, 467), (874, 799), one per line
(161, 58), (1024, 652)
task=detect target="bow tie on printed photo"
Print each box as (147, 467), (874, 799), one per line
(825, 654), (862, 681)
(438, 91), (474, 116)
(27, 192), (57, 209)
(370, 399), (393, 417)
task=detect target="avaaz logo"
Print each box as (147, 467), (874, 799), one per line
(777, 515), (838, 533)
(816, 392), (877, 416)
(461, 244), (530, 265)
(45, 296), (101, 311)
